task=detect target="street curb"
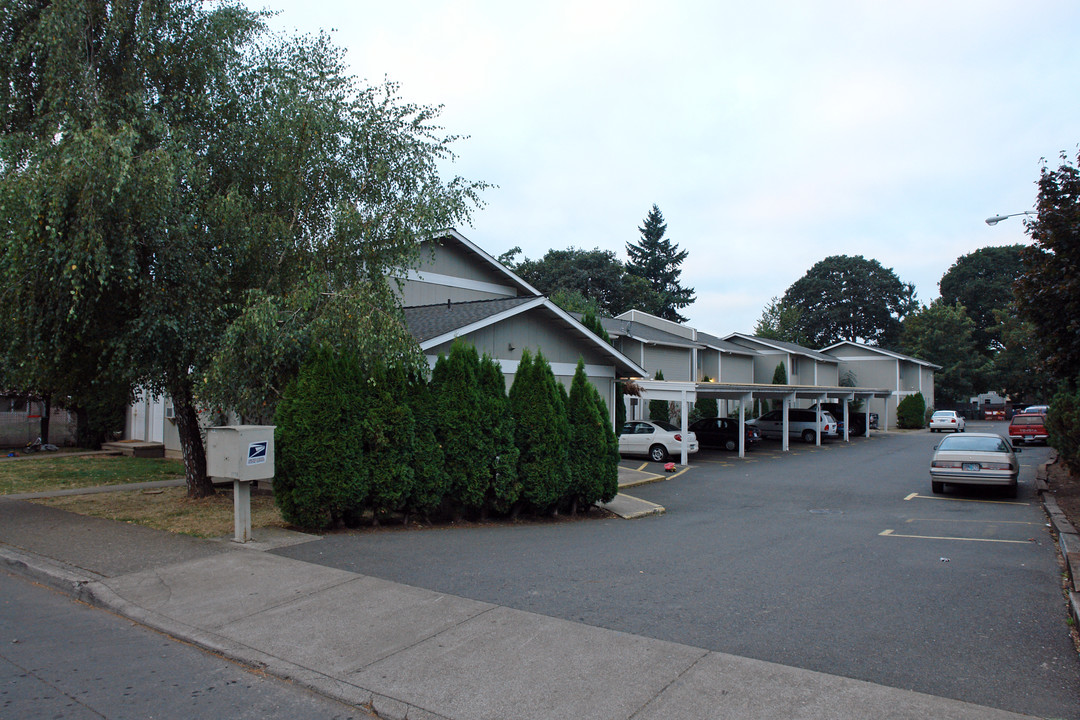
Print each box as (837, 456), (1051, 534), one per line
(0, 542), (447, 720)
(1036, 458), (1080, 636)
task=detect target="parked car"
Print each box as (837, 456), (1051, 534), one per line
(619, 420), (699, 462)
(930, 432), (1020, 497)
(808, 402), (879, 435)
(1008, 412), (1049, 445)
(689, 417), (760, 451)
(1022, 404), (1049, 415)
(748, 408), (839, 443)
(929, 410), (966, 433)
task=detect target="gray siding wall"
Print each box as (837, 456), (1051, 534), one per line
(720, 354), (754, 383)
(754, 352), (786, 384)
(644, 345), (692, 381)
(399, 239), (522, 306)
(701, 350), (720, 382)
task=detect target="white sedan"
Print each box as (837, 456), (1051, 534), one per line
(619, 420), (698, 462)
(929, 410), (966, 433)
(930, 432), (1020, 498)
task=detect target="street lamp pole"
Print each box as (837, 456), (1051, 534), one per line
(985, 211), (1035, 226)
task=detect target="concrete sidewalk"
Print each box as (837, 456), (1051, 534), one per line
(0, 499), (1030, 720)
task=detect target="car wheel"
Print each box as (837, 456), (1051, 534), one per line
(649, 444), (668, 462)
(801, 429), (815, 443)
(932, 481), (944, 494)
(724, 439), (736, 452)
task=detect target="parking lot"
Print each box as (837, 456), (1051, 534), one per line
(275, 421), (1080, 719)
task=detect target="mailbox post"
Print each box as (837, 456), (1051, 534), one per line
(206, 425), (275, 543)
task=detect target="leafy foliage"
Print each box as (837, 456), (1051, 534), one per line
(1015, 151), (1080, 384)
(772, 362), (788, 385)
(782, 255), (918, 348)
(517, 247), (660, 317)
(695, 396), (718, 419)
(901, 300), (988, 404)
(753, 297), (806, 345)
(896, 392), (926, 429)
(509, 349), (569, 514)
(626, 205), (696, 322)
(1046, 381), (1080, 473)
(0, 2), (485, 496)
(986, 306), (1054, 406)
(939, 245), (1025, 355)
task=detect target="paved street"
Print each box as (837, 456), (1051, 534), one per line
(0, 569), (367, 719)
(275, 422), (1080, 719)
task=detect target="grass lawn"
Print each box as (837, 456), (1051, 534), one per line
(2, 454), (289, 538)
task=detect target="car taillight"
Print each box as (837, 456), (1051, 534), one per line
(982, 462), (1012, 470)
(932, 461), (962, 468)
(949, 418), (956, 423)
(674, 434), (682, 441)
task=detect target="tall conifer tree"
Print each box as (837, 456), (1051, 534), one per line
(625, 204), (696, 322)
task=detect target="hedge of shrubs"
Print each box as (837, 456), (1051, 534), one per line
(1047, 381), (1080, 474)
(896, 392), (926, 429)
(273, 340), (619, 530)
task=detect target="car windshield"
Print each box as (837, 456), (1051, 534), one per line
(653, 421), (678, 432)
(938, 436), (1011, 453)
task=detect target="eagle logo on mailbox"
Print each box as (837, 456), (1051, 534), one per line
(247, 441), (268, 466)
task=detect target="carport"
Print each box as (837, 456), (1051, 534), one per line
(631, 380), (893, 465)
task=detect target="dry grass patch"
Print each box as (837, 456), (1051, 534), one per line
(31, 486), (289, 538)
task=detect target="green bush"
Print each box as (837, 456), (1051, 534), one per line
(403, 375), (448, 519)
(695, 396), (718, 419)
(1047, 381), (1080, 473)
(564, 359), (619, 513)
(274, 347), (369, 530)
(478, 353), (520, 516)
(615, 383), (626, 432)
(897, 392), (926, 429)
(430, 340), (488, 515)
(510, 349), (569, 514)
(649, 369), (669, 422)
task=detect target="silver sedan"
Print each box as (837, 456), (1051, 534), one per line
(930, 432), (1020, 498)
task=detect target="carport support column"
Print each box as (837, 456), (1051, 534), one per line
(739, 393), (751, 458)
(781, 396), (790, 452)
(680, 389), (689, 466)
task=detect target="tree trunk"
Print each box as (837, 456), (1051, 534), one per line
(172, 384), (214, 498)
(40, 394), (51, 444)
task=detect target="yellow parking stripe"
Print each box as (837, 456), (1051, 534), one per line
(879, 529), (1033, 544)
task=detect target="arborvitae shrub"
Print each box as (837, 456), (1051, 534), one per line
(897, 392), (927, 429)
(696, 396), (718, 418)
(274, 346), (369, 530)
(478, 353), (520, 515)
(565, 359), (619, 512)
(649, 369), (669, 422)
(430, 340), (488, 515)
(510, 349), (569, 513)
(404, 374), (448, 519)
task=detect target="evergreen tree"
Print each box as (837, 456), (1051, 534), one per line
(625, 204), (696, 322)
(477, 354), (520, 516)
(565, 360), (620, 513)
(649, 369), (669, 422)
(615, 383), (627, 431)
(404, 374), (448, 520)
(430, 340), (487, 515)
(361, 365), (416, 525)
(509, 349), (569, 514)
(274, 347), (369, 530)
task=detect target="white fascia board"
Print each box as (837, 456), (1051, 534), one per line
(725, 332), (834, 362)
(425, 355), (614, 377)
(418, 297), (547, 350)
(827, 349), (941, 369)
(402, 269), (517, 297)
(542, 299), (647, 376)
(434, 228), (544, 297)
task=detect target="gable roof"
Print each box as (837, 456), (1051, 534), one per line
(429, 229), (542, 297)
(820, 340), (942, 369)
(723, 333), (837, 363)
(597, 316), (706, 350)
(695, 330), (758, 356)
(404, 297), (647, 376)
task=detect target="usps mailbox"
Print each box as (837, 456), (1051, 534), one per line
(207, 425), (275, 543)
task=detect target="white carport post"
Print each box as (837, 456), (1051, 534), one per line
(864, 395), (872, 438)
(680, 388), (689, 466)
(781, 395), (790, 452)
(813, 393), (824, 446)
(842, 398), (850, 442)
(738, 393), (751, 458)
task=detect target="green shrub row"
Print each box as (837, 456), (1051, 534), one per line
(896, 392), (926, 429)
(273, 341), (619, 530)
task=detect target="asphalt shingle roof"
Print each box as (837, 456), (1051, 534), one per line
(403, 297), (538, 344)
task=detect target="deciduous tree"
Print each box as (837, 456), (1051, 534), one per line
(782, 255), (917, 348)
(900, 300), (988, 404)
(939, 245), (1025, 356)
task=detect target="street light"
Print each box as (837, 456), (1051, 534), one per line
(985, 211), (1035, 226)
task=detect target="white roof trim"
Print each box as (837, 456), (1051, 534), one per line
(543, 299), (647, 376)
(433, 228), (543, 297)
(723, 332), (837, 362)
(821, 341), (941, 369)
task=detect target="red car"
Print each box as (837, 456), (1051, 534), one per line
(1008, 412), (1049, 445)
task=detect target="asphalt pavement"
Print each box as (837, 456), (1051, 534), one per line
(0, 458), (1055, 720)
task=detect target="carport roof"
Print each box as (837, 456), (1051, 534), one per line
(632, 379), (892, 401)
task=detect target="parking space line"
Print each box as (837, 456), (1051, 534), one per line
(902, 492), (1029, 506)
(879, 529), (1034, 544)
(904, 517), (1042, 526)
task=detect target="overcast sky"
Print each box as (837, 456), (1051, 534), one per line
(254, 0), (1079, 335)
